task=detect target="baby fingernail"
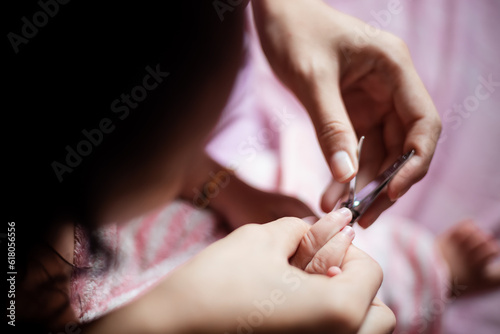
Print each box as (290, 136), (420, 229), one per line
(341, 225), (355, 238)
(327, 266), (342, 277)
(337, 207), (352, 218)
(332, 151), (355, 182)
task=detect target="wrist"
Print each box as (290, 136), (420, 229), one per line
(201, 169), (246, 215)
(181, 163), (236, 212)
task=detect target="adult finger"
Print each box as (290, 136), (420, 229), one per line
(356, 189), (394, 228)
(388, 52), (441, 200)
(320, 179), (347, 213)
(306, 77), (359, 183)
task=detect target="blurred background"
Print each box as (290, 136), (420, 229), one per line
(207, 1), (500, 333)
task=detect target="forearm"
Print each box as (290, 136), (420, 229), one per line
(179, 153), (236, 210)
(252, 0), (325, 32)
(252, 0), (301, 16)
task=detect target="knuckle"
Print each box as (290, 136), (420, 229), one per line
(283, 216), (309, 230)
(318, 120), (352, 146)
(294, 57), (312, 77)
(426, 114), (443, 144)
(288, 216), (309, 225)
(274, 216), (310, 238)
(392, 35), (410, 54)
(384, 32), (411, 59)
(362, 258), (384, 289)
(376, 32), (412, 73)
(230, 223), (270, 248)
(235, 223), (262, 238)
(301, 230), (317, 254)
(372, 260), (384, 286)
(306, 254), (329, 275)
(434, 116), (443, 138)
(294, 56), (331, 80)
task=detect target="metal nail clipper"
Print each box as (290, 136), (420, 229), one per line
(342, 136), (415, 225)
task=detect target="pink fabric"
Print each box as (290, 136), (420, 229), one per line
(70, 1), (500, 333)
(70, 201), (225, 322)
(352, 216), (450, 334)
(207, 1), (500, 333)
(330, 1), (500, 333)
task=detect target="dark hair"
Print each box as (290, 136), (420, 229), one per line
(4, 1), (230, 331)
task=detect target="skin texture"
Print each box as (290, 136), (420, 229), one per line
(14, 0), (454, 331)
(290, 208), (354, 274)
(180, 155), (316, 230)
(85, 217), (395, 334)
(252, 0), (442, 227)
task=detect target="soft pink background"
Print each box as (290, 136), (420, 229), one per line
(207, 1), (500, 333)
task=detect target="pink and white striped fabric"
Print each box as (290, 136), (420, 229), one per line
(70, 202), (226, 322)
(69, 200), (449, 334)
(354, 216), (450, 334)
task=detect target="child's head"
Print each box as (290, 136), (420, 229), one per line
(6, 1), (245, 289)
(7, 2), (245, 331)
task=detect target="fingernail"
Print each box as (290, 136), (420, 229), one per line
(337, 207), (352, 218)
(327, 266), (342, 277)
(340, 225), (355, 239)
(332, 151), (355, 182)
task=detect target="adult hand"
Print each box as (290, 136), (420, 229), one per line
(113, 217), (394, 334)
(90, 217), (395, 333)
(252, 0), (441, 227)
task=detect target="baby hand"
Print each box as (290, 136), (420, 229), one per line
(290, 207), (355, 276)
